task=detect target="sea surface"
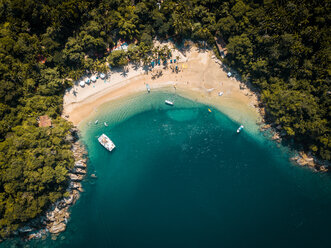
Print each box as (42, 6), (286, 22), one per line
(3, 92), (331, 248)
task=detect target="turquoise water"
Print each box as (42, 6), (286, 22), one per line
(3, 92), (331, 247)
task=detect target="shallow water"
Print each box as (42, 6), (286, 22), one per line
(3, 92), (331, 248)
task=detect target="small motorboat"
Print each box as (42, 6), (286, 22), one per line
(95, 120), (98, 124)
(104, 122), (108, 127)
(146, 84), (151, 93)
(237, 125), (244, 133)
(165, 100), (174, 106)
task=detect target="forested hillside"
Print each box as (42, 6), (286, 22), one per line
(0, 0), (330, 238)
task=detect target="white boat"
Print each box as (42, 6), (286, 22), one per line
(104, 122), (108, 127)
(98, 134), (116, 152)
(218, 91), (224, 96)
(95, 120), (98, 124)
(237, 125), (244, 133)
(146, 84), (151, 93)
(165, 100), (174, 106)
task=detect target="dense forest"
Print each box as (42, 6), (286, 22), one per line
(0, 0), (330, 239)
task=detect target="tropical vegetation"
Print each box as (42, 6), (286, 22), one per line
(0, 0), (330, 238)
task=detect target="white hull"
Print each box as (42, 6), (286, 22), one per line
(237, 125), (244, 133)
(165, 100), (174, 106)
(98, 134), (116, 152)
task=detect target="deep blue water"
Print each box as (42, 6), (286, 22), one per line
(3, 92), (331, 248)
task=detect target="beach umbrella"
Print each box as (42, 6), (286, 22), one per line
(79, 81), (85, 87)
(91, 76), (97, 82)
(100, 73), (105, 79)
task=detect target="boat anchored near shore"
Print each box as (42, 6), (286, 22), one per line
(237, 125), (244, 133)
(98, 134), (116, 152)
(165, 100), (174, 106)
(146, 83), (151, 93)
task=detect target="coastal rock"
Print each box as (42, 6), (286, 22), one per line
(46, 206), (69, 223)
(69, 173), (84, 181)
(91, 173), (97, 179)
(259, 107), (266, 116)
(64, 195), (74, 205)
(72, 190), (80, 204)
(75, 162), (87, 168)
(290, 156), (299, 161)
(260, 124), (271, 130)
(13, 128), (88, 240)
(56, 200), (67, 210)
(26, 229), (47, 240)
(71, 167), (86, 174)
(48, 222), (66, 234)
(271, 133), (281, 142)
(295, 152), (316, 168)
(18, 226), (33, 233)
(69, 182), (82, 189)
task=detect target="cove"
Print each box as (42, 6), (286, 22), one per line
(4, 92), (331, 248)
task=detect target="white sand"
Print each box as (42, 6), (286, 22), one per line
(63, 41), (261, 126)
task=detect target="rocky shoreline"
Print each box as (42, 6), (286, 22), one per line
(15, 128), (88, 241)
(257, 114), (329, 173)
(212, 54), (329, 173)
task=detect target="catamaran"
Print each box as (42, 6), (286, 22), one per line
(237, 125), (244, 133)
(165, 100), (174, 106)
(98, 134), (116, 152)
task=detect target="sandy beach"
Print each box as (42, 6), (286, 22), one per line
(63, 41), (261, 126)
